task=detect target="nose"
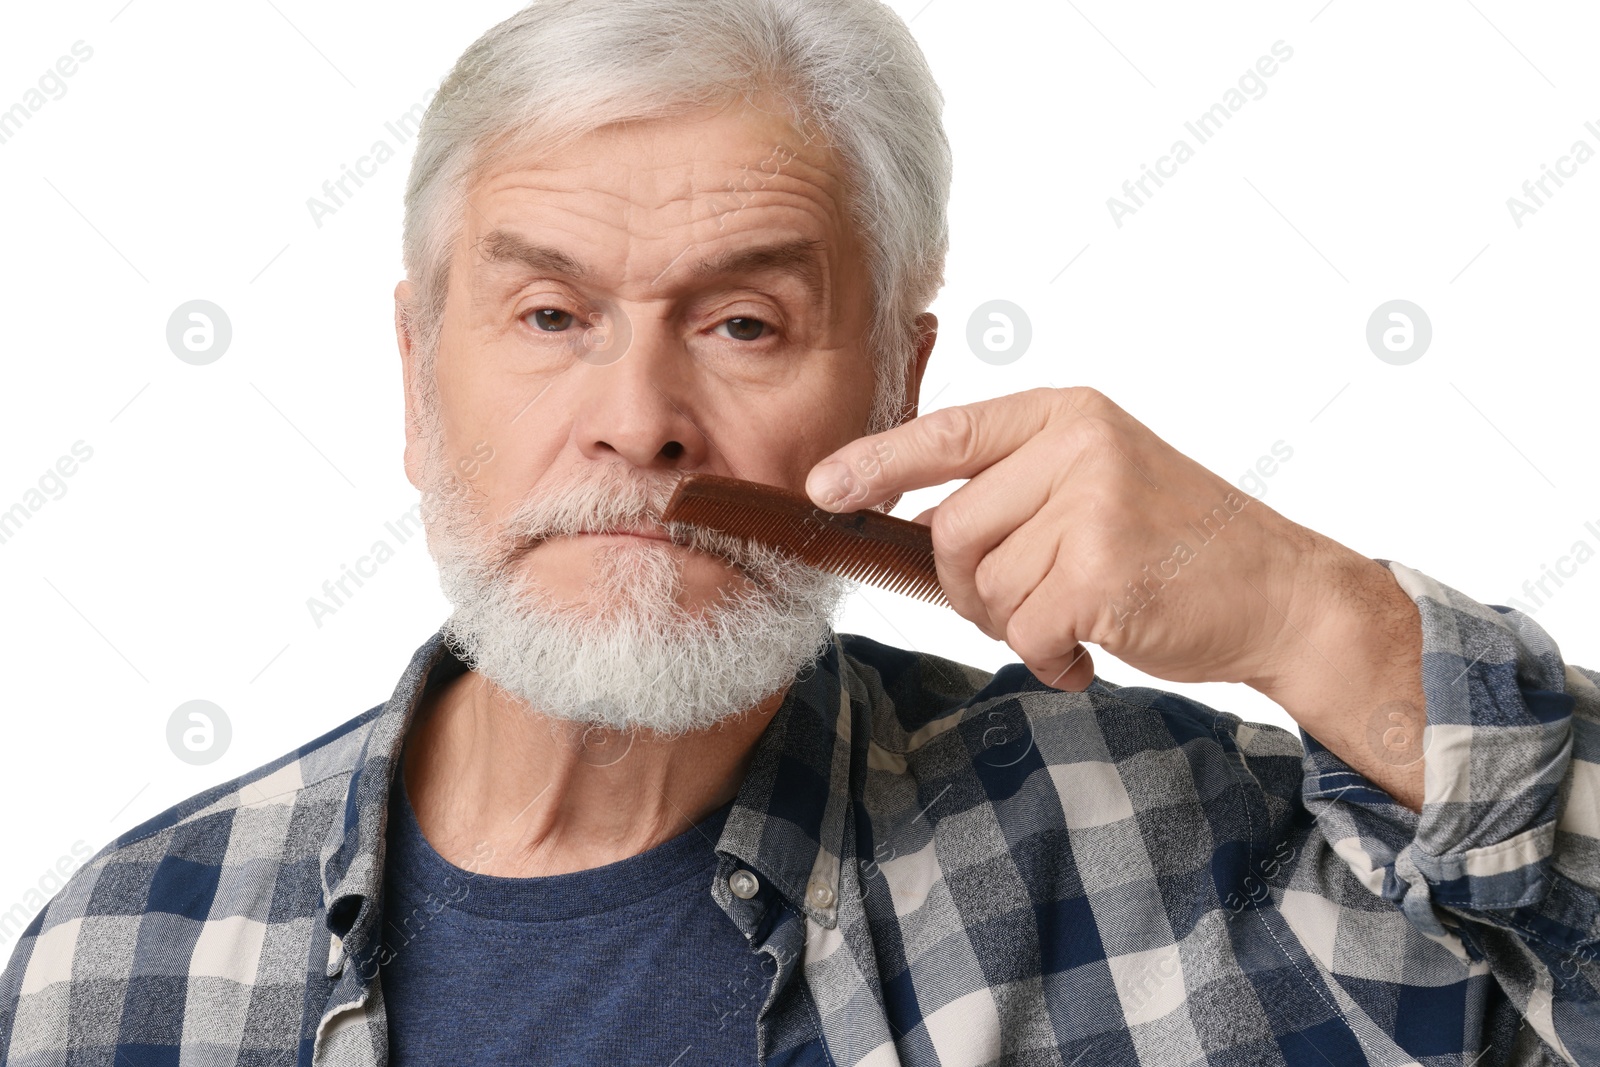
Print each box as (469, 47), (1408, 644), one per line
(570, 309), (712, 472)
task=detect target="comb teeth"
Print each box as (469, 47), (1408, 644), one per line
(660, 473), (949, 608)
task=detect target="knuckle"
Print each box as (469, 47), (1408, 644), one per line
(1057, 384), (1106, 411)
(1078, 539), (1118, 584)
(1003, 612), (1050, 665)
(1084, 423), (1125, 463)
(1057, 414), (1101, 455)
(1064, 415), (1123, 466)
(922, 405), (979, 462)
(927, 499), (976, 555)
(1040, 385), (1069, 411)
(1054, 386), (1125, 437)
(972, 555), (1006, 604)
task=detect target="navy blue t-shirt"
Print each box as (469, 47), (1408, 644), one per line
(380, 768), (763, 1064)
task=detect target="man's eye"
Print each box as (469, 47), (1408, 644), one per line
(716, 317), (768, 342)
(525, 308), (575, 332)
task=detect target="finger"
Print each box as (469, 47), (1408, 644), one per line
(804, 388), (1061, 512)
(920, 444), (1058, 638)
(1036, 643), (1095, 692)
(1005, 567), (1096, 691)
(967, 508), (1068, 642)
(910, 502), (1021, 642)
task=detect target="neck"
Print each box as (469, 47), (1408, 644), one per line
(400, 668), (786, 877)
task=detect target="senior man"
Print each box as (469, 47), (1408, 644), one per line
(3, 0), (1598, 1064)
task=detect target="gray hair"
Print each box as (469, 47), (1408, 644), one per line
(400, 0), (951, 451)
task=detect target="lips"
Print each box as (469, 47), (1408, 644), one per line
(576, 526), (671, 542)
(561, 525), (755, 581)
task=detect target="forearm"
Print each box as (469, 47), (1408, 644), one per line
(1286, 556), (1600, 1059)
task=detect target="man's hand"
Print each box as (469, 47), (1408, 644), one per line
(805, 387), (1427, 809)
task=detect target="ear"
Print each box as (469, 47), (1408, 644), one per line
(877, 311), (938, 515)
(903, 311), (937, 424)
(395, 280), (426, 492)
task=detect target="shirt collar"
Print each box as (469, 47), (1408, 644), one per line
(319, 625), (857, 977)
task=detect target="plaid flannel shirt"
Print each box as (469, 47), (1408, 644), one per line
(1, 558), (1597, 1065)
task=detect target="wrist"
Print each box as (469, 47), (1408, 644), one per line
(1246, 542), (1427, 809)
(1245, 534), (1388, 691)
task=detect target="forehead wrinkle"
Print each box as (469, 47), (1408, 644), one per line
(465, 142), (854, 323)
(471, 170), (709, 283)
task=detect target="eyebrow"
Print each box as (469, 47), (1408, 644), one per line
(479, 230), (590, 280)
(685, 238), (828, 307)
(476, 230), (828, 307)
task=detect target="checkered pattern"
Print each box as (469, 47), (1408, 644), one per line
(1, 559), (1595, 1065)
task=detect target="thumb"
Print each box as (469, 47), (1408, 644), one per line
(1028, 642), (1095, 692)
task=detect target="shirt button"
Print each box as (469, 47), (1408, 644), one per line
(807, 880), (835, 908)
(729, 869), (760, 899)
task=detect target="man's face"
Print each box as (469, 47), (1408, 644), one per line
(394, 95), (930, 734)
(406, 94), (888, 611)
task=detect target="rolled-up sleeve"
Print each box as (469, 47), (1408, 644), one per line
(1299, 559), (1599, 1055)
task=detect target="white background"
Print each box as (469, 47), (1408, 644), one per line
(1, 0), (1595, 934)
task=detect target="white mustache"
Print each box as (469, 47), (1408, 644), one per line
(498, 466), (775, 578)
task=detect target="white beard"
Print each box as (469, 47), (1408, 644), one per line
(419, 452), (849, 740)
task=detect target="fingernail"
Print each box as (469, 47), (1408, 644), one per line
(807, 462), (851, 508)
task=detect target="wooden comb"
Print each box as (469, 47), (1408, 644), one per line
(661, 473), (949, 608)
